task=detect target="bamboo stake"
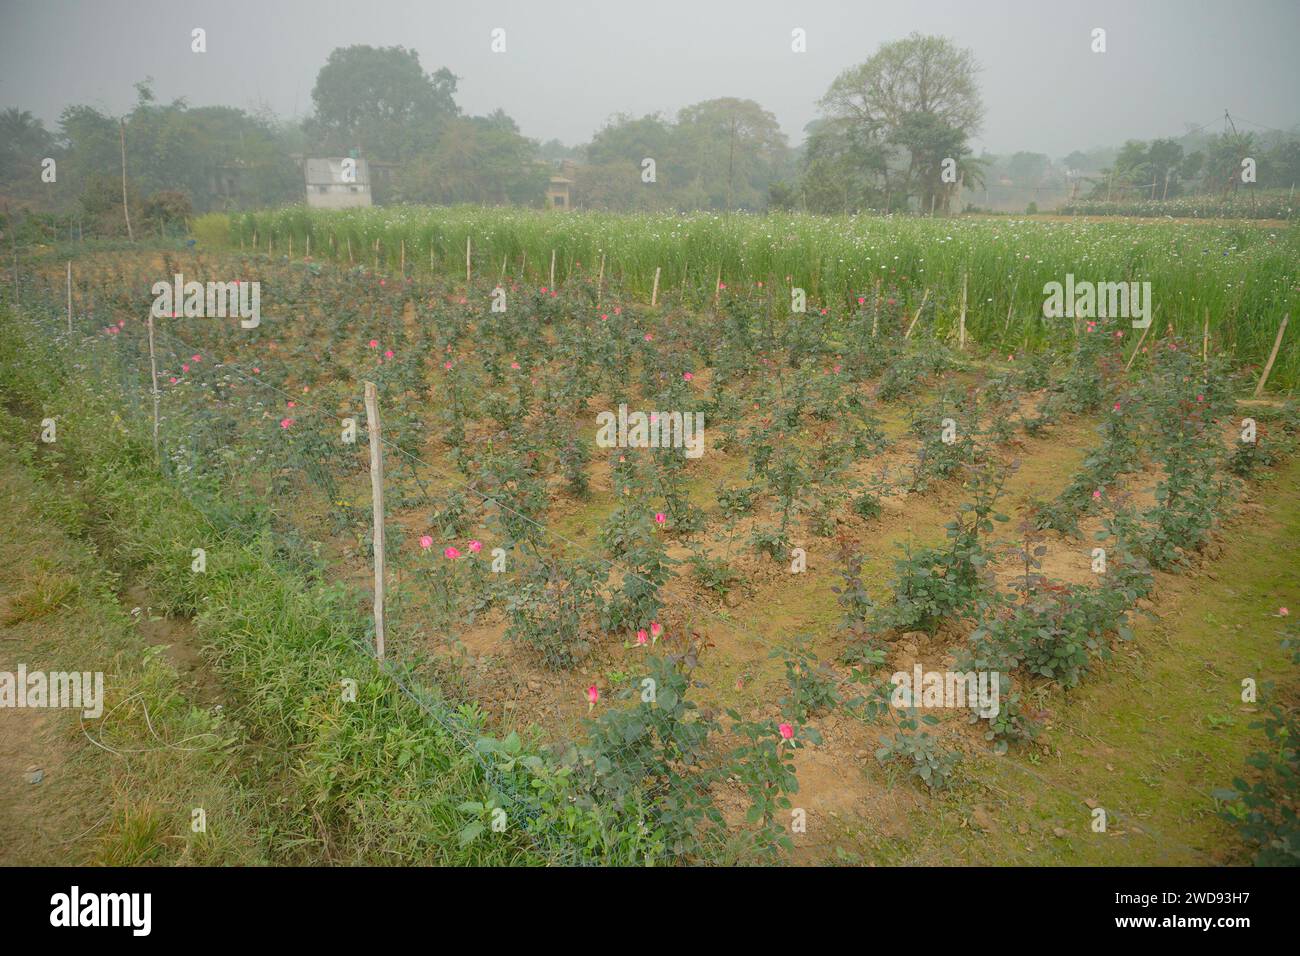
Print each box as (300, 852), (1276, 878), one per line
(1253, 313), (1290, 397)
(306, 233), (311, 259)
(905, 289), (930, 339)
(347, 236), (353, 264)
(651, 266), (661, 307)
(466, 236), (472, 284)
(400, 239), (405, 274)
(364, 381), (386, 660)
(288, 234), (293, 258)
(958, 272), (968, 350)
(1202, 308), (1210, 376)
(1124, 319), (1152, 372)
(66, 260), (72, 333)
(147, 313), (160, 465)
(714, 267), (722, 307)
(549, 249), (556, 288)
(871, 278), (881, 336)
(596, 253), (604, 304)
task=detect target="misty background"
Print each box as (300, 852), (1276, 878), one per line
(2, 0), (1298, 226)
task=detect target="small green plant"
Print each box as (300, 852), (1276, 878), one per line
(876, 713), (961, 791)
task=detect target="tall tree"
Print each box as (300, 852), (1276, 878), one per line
(816, 33), (983, 212)
(0, 109), (56, 201)
(304, 46), (459, 161)
(673, 97), (789, 210)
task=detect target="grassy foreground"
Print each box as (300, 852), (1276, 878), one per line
(0, 304), (540, 866)
(0, 458), (268, 864)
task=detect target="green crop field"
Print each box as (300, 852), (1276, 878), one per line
(218, 207), (1300, 387)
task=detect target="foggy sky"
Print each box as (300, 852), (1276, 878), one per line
(2, 0), (1297, 156)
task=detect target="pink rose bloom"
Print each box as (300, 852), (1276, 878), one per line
(654, 513), (667, 524)
(1092, 489), (1102, 500)
(280, 418), (294, 428)
(444, 547), (461, 560)
(586, 685), (599, 705)
(636, 629), (648, 646)
(778, 723), (794, 740)
(368, 340), (378, 348)
(467, 540), (482, 553)
(683, 371), (694, 381)
(419, 535), (433, 550)
(650, 622), (662, 638)
(510, 361), (521, 370)
(385, 350), (394, 359)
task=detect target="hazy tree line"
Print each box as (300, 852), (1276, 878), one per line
(3, 36), (1297, 235)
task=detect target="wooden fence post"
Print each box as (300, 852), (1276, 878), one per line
(66, 260), (72, 334)
(549, 249), (556, 288)
(466, 236), (472, 285)
(364, 381), (386, 660)
(651, 266), (661, 307)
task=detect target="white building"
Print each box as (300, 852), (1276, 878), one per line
(304, 158), (372, 209)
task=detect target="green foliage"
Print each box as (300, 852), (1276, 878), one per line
(1214, 623), (1300, 865)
